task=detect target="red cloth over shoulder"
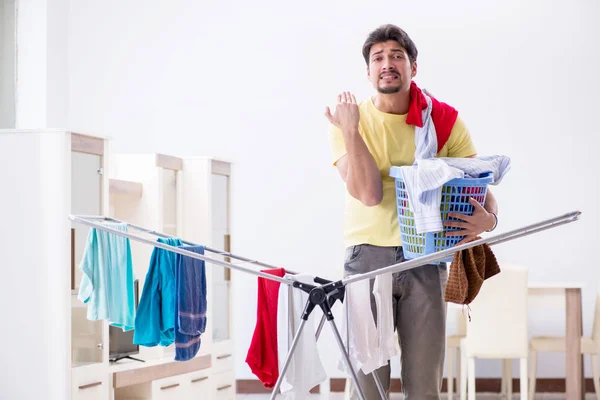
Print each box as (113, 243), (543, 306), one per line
(406, 81), (459, 153)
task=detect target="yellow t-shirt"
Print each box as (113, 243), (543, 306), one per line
(328, 96), (477, 248)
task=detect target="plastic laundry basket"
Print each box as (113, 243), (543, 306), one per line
(389, 167), (494, 263)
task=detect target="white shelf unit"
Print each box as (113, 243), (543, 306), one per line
(110, 355), (211, 400)
(109, 153), (184, 362)
(70, 132), (112, 400)
(109, 154), (235, 400)
(181, 157), (235, 399)
(0, 129), (111, 400)
(0, 131), (233, 399)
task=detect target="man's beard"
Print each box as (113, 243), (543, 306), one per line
(377, 85), (402, 94)
(377, 73), (402, 94)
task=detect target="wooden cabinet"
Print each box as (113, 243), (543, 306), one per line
(72, 364), (110, 400)
(213, 351), (234, 374)
(69, 133), (112, 400)
(211, 170), (232, 344)
(213, 370), (235, 400)
(69, 133), (112, 399)
(109, 154), (235, 399)
(186, 370), (212, 398)
(179, 158), (235, 369)
(109, 153), (184, 361)
(111, 355), (212, 400)
(0, 132), (229, 400)
(149, 370), (212, 399)
(70, 133), (110, 372)
(150, 375), (187, 400)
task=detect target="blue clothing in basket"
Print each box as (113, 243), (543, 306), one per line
(134, 237), (182, 347)
(78, 222), (136, 331)
(174, 245), (207, 361)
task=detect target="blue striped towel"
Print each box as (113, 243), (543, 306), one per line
(174, 245), (207, 361)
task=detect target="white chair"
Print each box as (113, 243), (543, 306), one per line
(459, 266), (529, 400)
(447, 308), (467, 400)
(500, 358), (516, 398)
(529, 284), (600, 400)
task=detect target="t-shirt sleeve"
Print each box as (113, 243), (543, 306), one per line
(327, 124), (347, 166)
(444, 115), (477, 158)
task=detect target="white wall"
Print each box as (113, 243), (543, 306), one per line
(15, 0), (47, 127)
(15, 0), (69, 128)
(46, 0), (69, 128)
(0, 2), (5, 124)
(0, 0), (16, 128)
(68, 0), (599, 381)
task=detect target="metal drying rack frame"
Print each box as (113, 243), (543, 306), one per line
(69, 210), (581, 400)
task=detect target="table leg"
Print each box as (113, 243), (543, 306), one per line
(565, 288), (584, 400)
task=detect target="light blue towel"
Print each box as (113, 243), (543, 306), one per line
(78, 222), (135, 331)
(133, 237), (182, 347)
(174, 245), (207, 362)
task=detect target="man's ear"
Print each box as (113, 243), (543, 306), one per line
(411, 61), (418, 78)
(367, 66), (371, 81)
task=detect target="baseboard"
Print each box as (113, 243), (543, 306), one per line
(329, 378), (597, 393)
(236, 380), (320, 394)
(236, 378), (597, 394)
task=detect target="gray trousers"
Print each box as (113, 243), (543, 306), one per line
(343, 244), (448, 400)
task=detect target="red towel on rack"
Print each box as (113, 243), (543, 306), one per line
(245, 268), (286, 388)
(406, 81), (458, 153)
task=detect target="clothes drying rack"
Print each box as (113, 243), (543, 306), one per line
(69, 210), (581, 400)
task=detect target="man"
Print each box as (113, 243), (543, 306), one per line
(325, 24), (498, 399)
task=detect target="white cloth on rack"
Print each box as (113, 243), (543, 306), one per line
(372, 273), (398, 368)
(338, 279), (378, 375)
(277, 274), (327, 399)
(338, 273), (397, 375)
(396, 92), (511, 233)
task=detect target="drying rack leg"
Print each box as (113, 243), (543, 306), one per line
(315, 312), (326, 339)
(268, 309), (370, 400)
(329, 318), (367, 400)
(315, 296), (387, 400)
(269, 279), (373, 400)
(269, 318), (309, 400)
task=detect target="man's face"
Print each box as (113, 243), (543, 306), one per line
(367, 40), (417, 95)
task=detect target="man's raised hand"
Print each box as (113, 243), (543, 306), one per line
(325, 91), (360, 133)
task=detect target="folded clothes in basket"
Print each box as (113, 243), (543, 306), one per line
(396, 156), (511, 234)
(394, 90), (512, 234)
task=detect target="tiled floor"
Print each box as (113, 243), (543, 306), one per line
(237, 394), (597, 399)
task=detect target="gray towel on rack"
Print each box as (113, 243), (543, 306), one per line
(174, 245), (207, 361)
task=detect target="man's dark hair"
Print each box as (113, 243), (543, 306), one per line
(362, 24), (418, 65)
